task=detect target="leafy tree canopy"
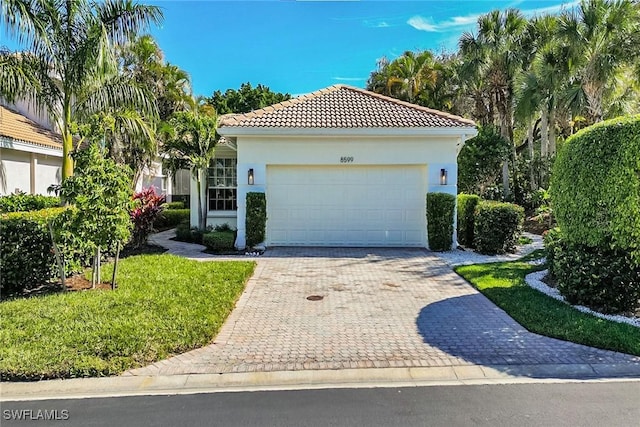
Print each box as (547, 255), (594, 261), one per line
(206, 82), (291, 115)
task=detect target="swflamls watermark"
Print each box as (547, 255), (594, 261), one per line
(3, 409), (69, 421)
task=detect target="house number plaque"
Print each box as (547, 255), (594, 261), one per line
(340, 156), (354, 163)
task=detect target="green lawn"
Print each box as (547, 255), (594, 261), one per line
(455, 250), (640, 357)
(0, 254), (256, 381)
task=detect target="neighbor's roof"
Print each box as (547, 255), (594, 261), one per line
(0, 105), (62, 150)
(218, 84), (475, 129)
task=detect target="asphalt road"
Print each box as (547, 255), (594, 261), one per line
(2, 382), (639, 427)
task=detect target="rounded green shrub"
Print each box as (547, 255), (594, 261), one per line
(427, 192), (456, 251)
(551, 115), (640, 263)
(457, 193), (480, 247)
(154, 209), (190, 230)
(473, 201), (524, 255)
(544, 230), (640, 314)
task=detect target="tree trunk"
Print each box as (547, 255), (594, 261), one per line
(540, 110), (549, 159)
(196, 168), (206, 230)
(61, 97), (74, 180)
(97, 246), (101, 285)
(527, 122), (535, 190)
(497, 89), (514, 200)
(548, 105), (556, 156)
(91, 250), (97, 289)
(48, 221), (65, 290)
(111, 242), (120, 290)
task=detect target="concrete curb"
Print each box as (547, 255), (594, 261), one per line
(3, 364), (639, 401)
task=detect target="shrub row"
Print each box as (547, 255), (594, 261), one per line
(0, 208), (90, 297)
(175, 221), (205, 244)
(426, 193), (456, 251)
(246, 192), (266, 248)
(202, 231), (236, 253)
(154, 209), (190, 230)
(164, 201), (185, 210)
(457, 193), (480, 247)
(0, 193), (60, 213)
(545, 229), (640, 314)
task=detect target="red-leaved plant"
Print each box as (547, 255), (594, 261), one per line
(129, 187), (166, 248)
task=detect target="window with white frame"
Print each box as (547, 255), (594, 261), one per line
(208, 158), (237, 211)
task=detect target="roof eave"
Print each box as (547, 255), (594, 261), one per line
(0, 135), (63, 156)
(217, 126), (478, 138)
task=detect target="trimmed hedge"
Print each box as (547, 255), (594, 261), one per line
(457, 194), (480, 247)
(551, 115), (640, 263)
(473, 201), (524, 255)
(246, 192), (266, 248)
(154, 209), (190, 230)
(0, 194), (60, 213)
(164, 201), (185, 210)
(0, 207), (96, 297)
(545, 229), (640, 314)
(426, 192), (456, 251)
(174, 221), (205, 244)
(203, 231), (236, 252)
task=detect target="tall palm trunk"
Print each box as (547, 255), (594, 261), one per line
(527, 122), (535, 190)
(62, 96), (74, 179)
(196, 168), (206, 230)
(540, 110), (549, 158)
(548, 105), (556, 156)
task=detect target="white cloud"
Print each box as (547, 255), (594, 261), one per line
(408, 1), (580, 33)
(407, 14), (479, 33)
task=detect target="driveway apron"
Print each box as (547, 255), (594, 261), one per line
(126, 248), (640, 376)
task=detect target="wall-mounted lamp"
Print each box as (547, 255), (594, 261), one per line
(248, 168), (254, 185)
(440, 168), (448, 185)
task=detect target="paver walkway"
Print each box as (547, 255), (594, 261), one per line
(126, 246), (640, 377)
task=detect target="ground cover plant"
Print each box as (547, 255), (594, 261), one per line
(0, 254), (255, 380)
(455, 251), (640, 357)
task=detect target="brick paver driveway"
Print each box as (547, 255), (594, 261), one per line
(127, 248), (640, 376)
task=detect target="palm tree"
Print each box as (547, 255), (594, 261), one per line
(459, 9), (528, 198)
(161, 111), (218, 230)
(0, 0), (162, 180)
(114, 34), (193, 184)
(558, 0), (640, 124)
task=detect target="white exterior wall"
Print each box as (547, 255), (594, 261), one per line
(0, 147), (62, 195)
(233, 135), (461, 249)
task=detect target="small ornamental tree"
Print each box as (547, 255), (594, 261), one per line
(57, 143), (133, 288)
(162, 111), (218, 230)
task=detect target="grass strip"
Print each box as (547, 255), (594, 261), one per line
(455, 251), (640, 357)
(0, 254), (255, 380)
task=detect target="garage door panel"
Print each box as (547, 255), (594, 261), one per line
(267, 165), (427, 247)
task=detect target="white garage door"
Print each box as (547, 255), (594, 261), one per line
(267, 165), (427, 247)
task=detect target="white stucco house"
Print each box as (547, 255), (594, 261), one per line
(192, 84), (477, 249)
(0, 104), (63, 195)
(0, 103), (190, 200)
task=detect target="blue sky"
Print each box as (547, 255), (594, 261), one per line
(2, 0), (579, 97)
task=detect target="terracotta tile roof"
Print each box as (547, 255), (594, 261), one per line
(219, 84), (475, 129)
(0, 105), (62, 150)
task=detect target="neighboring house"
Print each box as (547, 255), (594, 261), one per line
(198, 84), (477, 249)
(0, 103), (188, 200)
(0, 104), (63, 195)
